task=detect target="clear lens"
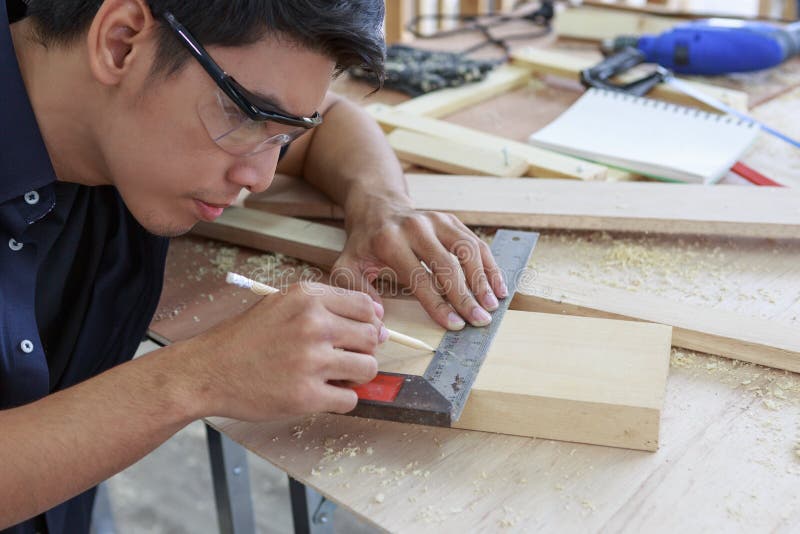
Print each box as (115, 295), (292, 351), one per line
(198, 90), (308, 156)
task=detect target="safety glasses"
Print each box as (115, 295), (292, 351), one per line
(161, 11), (323, 156)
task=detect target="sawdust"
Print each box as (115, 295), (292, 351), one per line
(670, 347), (800, 466)
(526, 230), (799, 316)
(209, 246), (238, 274)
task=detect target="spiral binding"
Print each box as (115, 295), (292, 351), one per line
(588, 88), (757, 129)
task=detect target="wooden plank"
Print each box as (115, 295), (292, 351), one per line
(582, 0), (765, 19)
(498, 0), (516, 11)
(511, 47), (750, 113)
(393, 64), (533, 118)
(376, 299), (672, 450)
(245, 174), (800, 240)
(740, 87), (800, 188)
(366, 103), (609, 180)
(384, 0), (410, 44)
(196, 209), (800, 373)
(460, 0), (490, 16)
(514, 274), (800, 374)
(387, 130), (529, 177)
(554, 6), (682, 41)
(246, 175), (345, 219)
(190, 207), (344, 268)
(784, 0), (799, 20)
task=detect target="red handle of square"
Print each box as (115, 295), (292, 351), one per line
(352, 373), (405, 403)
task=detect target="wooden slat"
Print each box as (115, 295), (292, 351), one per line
(784, 0), (799, 20)
(393, 64), (532, 118)
(384, 0), (409, 44)
(498, 0), (517, 11)
(515, 274), (800, 374)
(366, 103), (609, 180)
(511, 47), (750, 113)
(460, 0), (490, 16)
(193, 209), (800, 373)
(388, 130), (529, 177)
(377, 299), (672, 450)
(191, 207), (344, 268)
(245, 174), (800, 240)
(553, 6), (683, 41)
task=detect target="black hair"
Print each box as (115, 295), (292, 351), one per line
(22, 1), (386, 84)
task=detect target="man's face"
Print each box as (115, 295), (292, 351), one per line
(99, 36), (335, 237)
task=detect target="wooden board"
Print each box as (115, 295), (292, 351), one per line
(245, 174), (800, 239)
(191, 207), (344, 268)
(393, 64), (533, 118)
(511, 47), (750, 113)
(582, 0), (789, 20)
(387, 130), (528, 177)
(377, 299), (672, 451)
(192, 210), (800, 373)
(515, 273), (800, 374)
(740, 87), (800, 188)
(554, 5), (683, 41)
(384, 0), (410, 44)
(366, 103), (608, 180)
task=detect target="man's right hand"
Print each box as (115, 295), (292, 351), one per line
(181, 282), (386, 421)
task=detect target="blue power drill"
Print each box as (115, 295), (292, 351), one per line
(602, 19), (800, 75)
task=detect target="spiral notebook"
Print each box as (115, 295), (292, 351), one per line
(528, 88), (760, 184)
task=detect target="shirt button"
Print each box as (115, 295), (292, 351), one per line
(20, 339), (34, 354)
(24, 190), (40, 205)
(8, 238), (23, 251)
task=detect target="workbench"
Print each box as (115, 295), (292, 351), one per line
(148, 26), (800, 533)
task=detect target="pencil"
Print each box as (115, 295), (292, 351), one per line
(225, 272), (436, 352)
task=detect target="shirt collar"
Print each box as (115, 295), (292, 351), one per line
(0, 0), (58, 204)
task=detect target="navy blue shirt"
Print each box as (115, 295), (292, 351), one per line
(1, 2), (169, 533)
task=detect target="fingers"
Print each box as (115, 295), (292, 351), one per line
(315, 351), (379, 414)
(328, 350), (379, 384)
(383, 241), (466, 331)
(330, 255), (384, 309)
(451, 218), (508, 299)
(301, 281), (384, 324)
(411, 236), (492, 328)
(329, 316), (388, 354)
(318, 383), (359, 414)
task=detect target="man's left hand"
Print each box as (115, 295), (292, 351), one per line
(332, 194), (508, 331)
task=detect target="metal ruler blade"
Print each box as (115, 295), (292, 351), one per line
(423, 229), (539, 422)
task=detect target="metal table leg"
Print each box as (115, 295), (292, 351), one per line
(289, 477), (337, 534)
(206, 425), (256, 534)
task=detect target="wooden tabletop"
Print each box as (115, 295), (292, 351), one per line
(149, 31), (800, 533)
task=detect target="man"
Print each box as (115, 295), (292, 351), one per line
(0, 1), (507, 531)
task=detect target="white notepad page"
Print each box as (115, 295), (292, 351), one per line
(529, 88), (760, 184)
